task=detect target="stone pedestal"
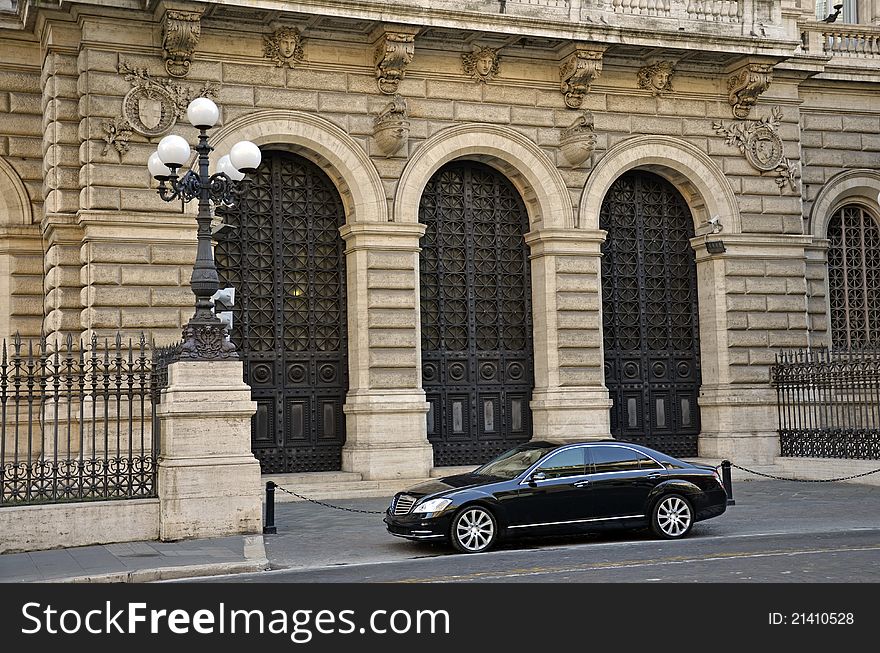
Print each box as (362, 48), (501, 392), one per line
(698, 385), (780, 464)
(531, 388), (613, 442)
(156, 360), (262, 540)
(342, 390), (432, 480)
(340, 222), (433, 480)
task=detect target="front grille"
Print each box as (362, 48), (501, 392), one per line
(393, 494), (417, 515)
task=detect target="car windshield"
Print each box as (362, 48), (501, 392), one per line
(472, 444), (556, 480)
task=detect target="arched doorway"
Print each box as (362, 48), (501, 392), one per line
(419, 161), (534, 466)
(600, 170), (701, 457)
(215, 150), (348, 473)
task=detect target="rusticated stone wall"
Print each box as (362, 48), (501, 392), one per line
(0, 1), (877, 472)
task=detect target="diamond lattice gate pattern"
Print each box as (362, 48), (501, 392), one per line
(215, 150), (348, 473)
(600, 171), (701, 457)
(419, 161), (534, 466)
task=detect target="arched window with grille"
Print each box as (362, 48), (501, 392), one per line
(827, 204), (880, 348)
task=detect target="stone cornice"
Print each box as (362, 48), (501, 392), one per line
(29, 0), (801, 58)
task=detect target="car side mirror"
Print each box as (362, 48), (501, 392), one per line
(529, 471), (547, 484)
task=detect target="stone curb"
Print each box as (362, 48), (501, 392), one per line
(52, 558), (270, 584)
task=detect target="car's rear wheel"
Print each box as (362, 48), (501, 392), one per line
(651, 494), (693, 539)
(450, 505), (498, 554)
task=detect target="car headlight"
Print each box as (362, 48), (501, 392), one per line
(412, 498), (453, 514)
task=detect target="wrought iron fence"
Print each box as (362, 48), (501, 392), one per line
(771, 347), (880, 460)
(0, 333), (158, 506)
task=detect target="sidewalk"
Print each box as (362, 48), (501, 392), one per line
(0, 534), (268, 583)
(1, 478), (878, 582)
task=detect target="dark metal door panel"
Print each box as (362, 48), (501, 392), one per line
(420, 162), (534, 466)
(600, 171), (701, 457)
(215, 150), (348, 472)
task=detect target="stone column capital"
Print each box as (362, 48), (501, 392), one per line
(340, 221), (427, 252)
(524, 227), (607, 257)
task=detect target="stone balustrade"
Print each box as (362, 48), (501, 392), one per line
(606, 0), (743, 22)
(0, 1), (791, 46)
(819, 26), (880, 57)
(801, 21), (880, 72)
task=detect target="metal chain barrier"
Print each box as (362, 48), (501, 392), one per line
(260, 461), (880, 534)
(725, 462), (880, 484)
(274, 484), (386, 514)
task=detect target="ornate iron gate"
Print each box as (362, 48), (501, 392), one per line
(419, 161), (534, 466)
(215, 150), (348, 473)
(827, 204), (880, 349)
(600, 171), (701, 457)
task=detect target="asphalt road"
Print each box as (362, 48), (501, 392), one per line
(188, 479), (880, 583)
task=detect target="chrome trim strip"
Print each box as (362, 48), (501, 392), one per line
(507, 514), (645, 530)
(389, 532), (445, 540)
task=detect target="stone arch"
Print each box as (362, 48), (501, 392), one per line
(208, 110), (387, 223)
(579, 135), (740, 233)
(394, 123), (574, 229)
(0, 156), (32, 226)
(809, 169), (880, 239)
(583, 137), (740, 457)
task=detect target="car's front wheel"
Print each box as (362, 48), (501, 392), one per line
(651, 494), (694, 539)
(450, 505), (498, 554)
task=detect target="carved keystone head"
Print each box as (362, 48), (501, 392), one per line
(462, 46), (501, 83)
(264, 26), (305, 68)
(637, 61), (674, 96)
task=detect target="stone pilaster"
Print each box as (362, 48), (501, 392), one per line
(525, 228), (612, 441)
(340, 222), (433, 480)
(41, 214), (83, 346)
(157, 360), (262, 540)
(0, 225), (43, 340)
(40, 25), (81, 217)
(694, 234), (813, 464)
(78, 210), (196, 345)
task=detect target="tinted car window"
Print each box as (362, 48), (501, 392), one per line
(536, 447), (586, 479)
(474, 443), (556, 480)
(588, 446), (645, 474)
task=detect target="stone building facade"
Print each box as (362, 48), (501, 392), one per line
(0, 0), (878, 483)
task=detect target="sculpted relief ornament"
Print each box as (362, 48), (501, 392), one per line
(264, 26), (305, 68)
(162, 9), (202, 78)
(637, 61), (674, 97)
(101, 61), (219, 160)
(560, 47), (604, 109)
(727, 63), (773, 119)
(375, 32), (415, 95)
(373, 95), (409, 156)
(713, 106), (799, 192)
(462, 46), (501, 84)
(559, 111), (597, 167)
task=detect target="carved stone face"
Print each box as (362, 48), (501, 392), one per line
(279, 33), (298, 60)
(476, 52), (494, 78)
(651, 70), (670, 92)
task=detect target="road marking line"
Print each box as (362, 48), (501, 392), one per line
(166, 527), (880, 582)
(395, 545), (880, 583)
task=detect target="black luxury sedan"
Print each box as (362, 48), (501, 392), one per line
(385, 440), (728, 553)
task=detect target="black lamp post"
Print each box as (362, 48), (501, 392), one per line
(148, 97), (261, 360)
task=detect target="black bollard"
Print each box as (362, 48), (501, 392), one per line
(721, 460), (735, 506)
(263, 481), (277, 534)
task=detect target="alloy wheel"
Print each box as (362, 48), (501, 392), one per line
(655, 495), (692, 538)
(453, 507), (496, 553)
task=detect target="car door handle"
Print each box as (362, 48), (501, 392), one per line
(647, 473), (662, 480)
(573, 480), (591, 488)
